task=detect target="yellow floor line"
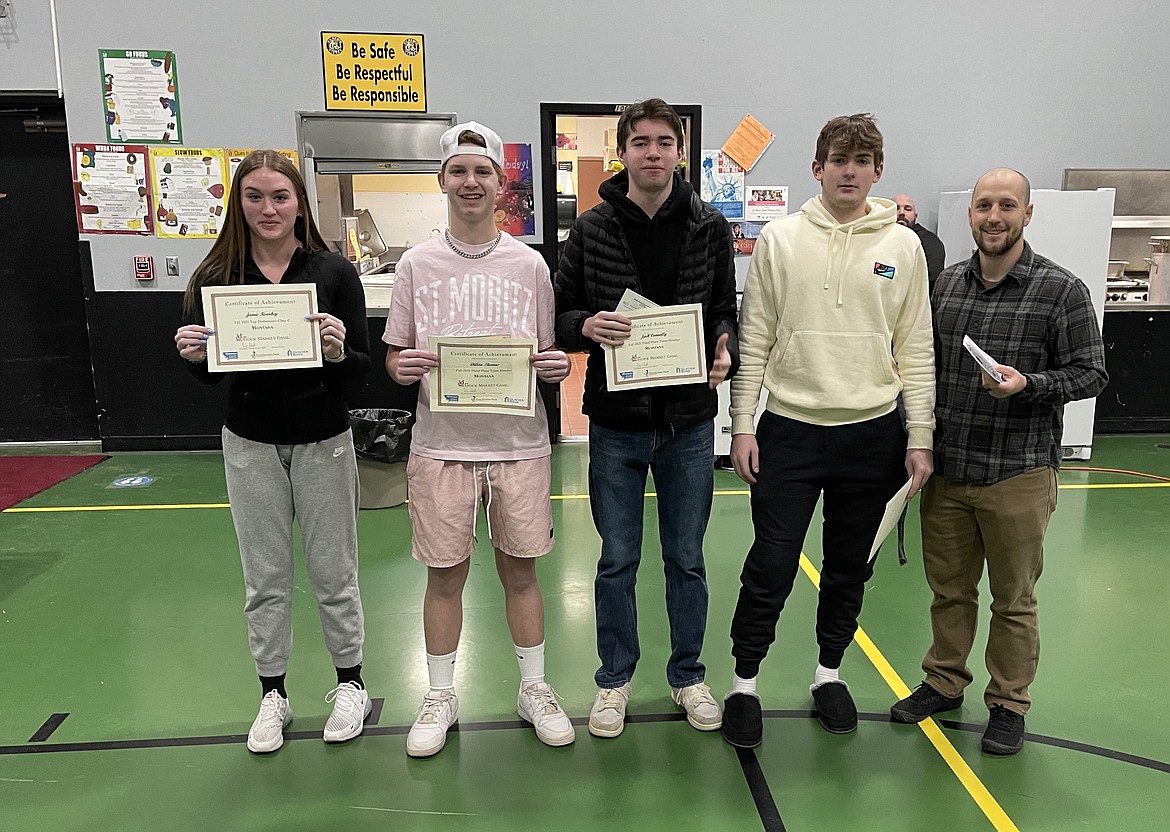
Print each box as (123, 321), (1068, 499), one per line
(798, 554), (1021, 832)
(4, 479), (1166, 513)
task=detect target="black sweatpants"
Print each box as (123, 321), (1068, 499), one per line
(730, 409), (908, 677)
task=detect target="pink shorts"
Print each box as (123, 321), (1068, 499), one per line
(405, 453), (555, 567)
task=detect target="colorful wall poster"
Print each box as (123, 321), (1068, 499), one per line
(320, 32), (426, 111)
(496, 143), (535, 237)
(225, 149), (300, 190)
(722, 113), (774, 172)
(745, 186), (789, 221)
(700, 150), (744, 219)
(72, 143), (153, 235)
(99, 49), (181, 144)
(730, 221), (767, 256)
(148, 147), (227, 238)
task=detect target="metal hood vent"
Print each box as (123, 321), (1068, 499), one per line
(296, 111), (456, 174)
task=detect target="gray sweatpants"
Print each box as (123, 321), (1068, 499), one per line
(222, 426), (365, 677)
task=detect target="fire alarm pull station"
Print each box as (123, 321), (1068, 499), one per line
(133, 255), (154, 281)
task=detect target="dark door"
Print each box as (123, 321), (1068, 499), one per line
(0, 95), (98, 442)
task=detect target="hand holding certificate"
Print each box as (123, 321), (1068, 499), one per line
(962, 335), (1004, 383)
(604, 302), (707, 391)
(202, 283), (321, 372)
(428, 335), (538, 416)
(869, 479), (914, 564)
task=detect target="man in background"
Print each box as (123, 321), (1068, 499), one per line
(895, 193), (947, 291)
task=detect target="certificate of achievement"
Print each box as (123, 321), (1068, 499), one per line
(202, 283), (321, 372)
(962, 335), (1005, 383)
(869, 479), (913, 563)
(605, 303), (707, 391)
(428, 335), (538, 416)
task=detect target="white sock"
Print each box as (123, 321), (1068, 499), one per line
(426, 650), (457, 692)
(813, 663), (840, 689)
(515, 641), (545, 684)
(731, 674), (757, 695)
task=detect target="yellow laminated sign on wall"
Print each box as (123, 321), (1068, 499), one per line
(321, 32), (426, 112)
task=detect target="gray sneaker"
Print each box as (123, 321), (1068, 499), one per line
(588, 684), (630, 738)
(671, 682), (722, 731)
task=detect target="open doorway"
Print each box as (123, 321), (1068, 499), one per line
(538, 102), (702, 440)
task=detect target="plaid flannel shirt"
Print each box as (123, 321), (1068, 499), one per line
(931, 242), (1107, 485)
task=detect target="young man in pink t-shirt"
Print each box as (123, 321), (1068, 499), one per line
(384, 121), (574, 757)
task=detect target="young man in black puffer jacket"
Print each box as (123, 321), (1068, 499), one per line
(554, 97), (739, 740)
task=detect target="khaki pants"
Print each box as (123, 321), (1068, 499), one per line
(919, 467), (1058, 714)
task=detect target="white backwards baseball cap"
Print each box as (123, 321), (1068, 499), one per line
(440, 121), (504, 169)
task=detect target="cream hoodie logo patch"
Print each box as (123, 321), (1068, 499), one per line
(873, 262), (896, 279)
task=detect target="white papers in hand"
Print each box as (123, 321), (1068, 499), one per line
(869, 479), (913, 563)
(615, 288), (659, 313)
(962, 335), (1005, 383)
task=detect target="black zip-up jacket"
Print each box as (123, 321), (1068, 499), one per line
(554, 171), (739, 432)
(183, 247), (371, 445)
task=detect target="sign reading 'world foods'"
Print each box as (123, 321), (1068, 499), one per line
(320, 32), (426, 112)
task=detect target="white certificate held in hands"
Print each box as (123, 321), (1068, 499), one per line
(428, 335), (538, 417)
(202, 283), (321, 373)
(605, 302), (707, 392)
(962, 335), (1005, 383)
(869, 478), (913, 563)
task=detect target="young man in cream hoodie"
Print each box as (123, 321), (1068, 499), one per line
(721, 114), (935, 747)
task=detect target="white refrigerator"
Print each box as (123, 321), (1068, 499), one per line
(936, 188), (1114, 459)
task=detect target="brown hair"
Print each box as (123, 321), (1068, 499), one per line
(181, 150), (326, 319)
(617, 98), (685, 152)
(814, 113), (884, 168)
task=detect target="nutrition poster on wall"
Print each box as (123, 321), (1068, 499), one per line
(225, 149), (300, 190)
(148, 147), (227, 238)
(72, 143), (154, 234)
(99, 50), (182, 144)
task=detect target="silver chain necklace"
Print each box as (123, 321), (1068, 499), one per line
(444, 228), (502, 260)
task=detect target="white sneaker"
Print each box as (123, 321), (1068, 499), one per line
(406, 690), (459, 758)
(588, 684), (630, 738)
(247, 690), (293, 753)
(671, 682), (722, 731)
(323, 681), (372, 743)
(518, 681), (575, 747)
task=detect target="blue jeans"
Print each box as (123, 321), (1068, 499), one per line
(588, 420), (714, 689)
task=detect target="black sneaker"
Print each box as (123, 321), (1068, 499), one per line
(811, 681), (857, 734)
(982, 705), (1025, 755)
(721, 692), (763, 748)
(890, 682), (964, 724)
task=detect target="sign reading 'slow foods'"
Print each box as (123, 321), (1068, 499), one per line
(321, 32), (426, 111)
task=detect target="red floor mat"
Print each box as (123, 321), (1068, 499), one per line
(0, 455), (107, 511)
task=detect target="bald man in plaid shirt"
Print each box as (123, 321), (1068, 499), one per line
(890, 168), (1107, 756)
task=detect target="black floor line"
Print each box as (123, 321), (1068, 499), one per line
(28, 713), (69, 743)
(735, 746), (786, 832)
(4, 710), (1169, 776)
(366, 697), (384, 726)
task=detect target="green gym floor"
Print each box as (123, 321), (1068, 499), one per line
(2, 435), (1168, 831)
